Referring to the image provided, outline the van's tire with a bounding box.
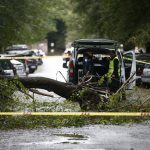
[29,69,35,74]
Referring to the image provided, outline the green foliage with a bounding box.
[108,93,121,110]
[67,0,150,48]
[1,0,150,50]
[0,0,66,50]
[0,79,29,111]
[0,79,18,111]
[0,115,147,129]
[0,79,149,129]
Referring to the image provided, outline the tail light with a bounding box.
[69,61,74,78]
[25,59,29,65]
[25,59,33,64]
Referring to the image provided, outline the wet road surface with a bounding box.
[0,124,150,150]
[28,57,67,102]
[29,57,67,82]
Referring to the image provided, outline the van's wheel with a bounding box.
[29,69,35,74]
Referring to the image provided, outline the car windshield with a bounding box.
[145,64,150,69]
[0,60,12,70]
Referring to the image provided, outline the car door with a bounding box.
[121,51,136,89]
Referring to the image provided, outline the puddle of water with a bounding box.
[53,133,86,139]
[53,133,88,144]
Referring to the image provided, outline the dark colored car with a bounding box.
[17,51,38,74]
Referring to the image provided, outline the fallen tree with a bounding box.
[0,76,109,110]
[17,76,76,99]
[0,73,136,111]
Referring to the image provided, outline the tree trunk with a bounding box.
[0,76,108,111]
[0,76,76,99]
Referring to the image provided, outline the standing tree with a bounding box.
[0,0,67,51]
[67,0,150,49]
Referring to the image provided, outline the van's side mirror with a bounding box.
[63,62,68,68]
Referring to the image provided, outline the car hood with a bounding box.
[10,59,23,65]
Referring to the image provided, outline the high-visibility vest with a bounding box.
[108,57,120,78]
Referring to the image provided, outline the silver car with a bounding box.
[10,60,28,77]
[0,59,16,76]
[141,64,150,84]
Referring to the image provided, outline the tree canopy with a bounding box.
[67,0,150,50]
[0,0,65,49]
[0,0,150,51]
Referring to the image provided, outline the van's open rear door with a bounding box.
[118,51,136,89]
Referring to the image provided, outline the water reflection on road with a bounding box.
[0,124,150,150]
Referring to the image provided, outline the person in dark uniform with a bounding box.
[83,52,94,75]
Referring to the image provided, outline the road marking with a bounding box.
[0,112,149,117]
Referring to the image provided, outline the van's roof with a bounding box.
[72,39,118,48]
[77,47,115,55]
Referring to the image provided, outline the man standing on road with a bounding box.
[107,52,120,93]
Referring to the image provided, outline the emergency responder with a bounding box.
[107,52,120,92]
[83,52,94,75]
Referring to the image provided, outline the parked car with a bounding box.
[0,58,17,76]
[124,53,150,85]
[4,53,38,74]
[32,49,45,56]
[63,39,136,90]
[32,49,44,65]
[1,54,29,76]
[17,51,38,74]
[141,64,150,86]
[6,44,29,55]
[5,45,38,73]
[6,44,29,51]
[10,59,28,77]
[5,45,39,74]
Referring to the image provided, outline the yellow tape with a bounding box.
[0,55,69,60]
[0,112,149,117]
[136,59,150,65]
[124,57,150,65]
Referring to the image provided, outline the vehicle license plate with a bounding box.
[31,66,36,69]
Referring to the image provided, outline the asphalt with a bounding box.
[0,123,150,150]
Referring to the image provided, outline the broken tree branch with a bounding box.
[0,76,76,99]
[29,89,54,97]
[114,72,136,95]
